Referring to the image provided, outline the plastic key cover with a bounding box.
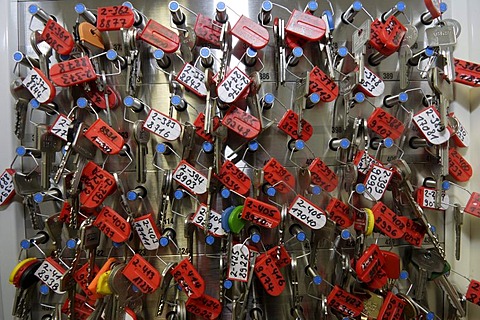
[327,285,364,317]
[285,9,326,41]
[217,67,252,104]
[369,19,398,56]
[381,250,401,279]
[363,164,394,201]
[123,253,161,294]
[466,279,480,305]
[78,22,104,50]
[454,58,480,87]
[194,14,222,48]
[34,257,66,294]
[84,118,125,155]
[80,162,117,209]
[254,254,286,296]
[277,110,313,141]
[230,15,270,49]
[326,198,353,228]
[403,218,426,247]
[186,294,222,320]
[50,56,97,87]
[241,197,281,229]
[171,258,205,298]
[97,271,112,295]
[228,244,250,282]
[74,263,100,300]
[464,192,480,218]
[134,214,162,250]
[413,106,450,145]
[93,206,131,243]
[173,160,208,195]
[288,195,327,230]
[308,157,338,192]
[222,106,261,140]
[87,257,117,295]
[84,84,118,110]
[263,158,295,194]
[448,112,470,147]
[378,291,406,320]
[367,108,405,139]
[217,160,251,195]
[379,16,407,52]
[371,201,406,239]
[176,63,208,97]
[366,268,388,290]
[358,67,385,97]
[192,204,225,237]
[194,113,220,142]
[96,6,134,31]
[23,67,56,103]
[449,148,473,182]
[139,19,180,53]
[309,66,339,102]
[355,244,385,283]
[143,109,182,141]
[416,186,449,210]
[41,19,74,55]
[0,169,16,206]
[9,258,38,287]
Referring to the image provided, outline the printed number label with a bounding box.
[417,186,449,210]
[176,63,207,97]
[97,6,134,31]
[353,150,380,175]
[138,19,180,53]
[186,294,222,320]
[217,67,251,103]
[50,114,71,141]
[0,169,15,206]
[277,110,313,141]
[263,158,295,194]
[93,206,131,243]
[242,197,281,229]
[34,257,65,294]
[134,214,161,250]
[413,107,450,145]
[144,109,182,141]
[364,165,393,201]
[171,258,205,298]
[288,195,327,230]
[50,56,97,87]
[123,254,161,294]
[358,67,385,97]
[222,106,261,140]
[367,108,405,140]
[217,160,251,195]
[228,244,250,282]
[192,204,225,237]
[173,160,208,195]
[23,68,55,103]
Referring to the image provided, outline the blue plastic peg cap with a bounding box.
[264,93,275,104]
[248,140,259,151]
[338,47,348,57]
[313,275,322,285]
[153,49,165,60]
[399,92,408,103]
[353,1,363,11]
[174,189,185,200]
[355,183,366,194]
[106,49,117,61]
[202,141,214,153]
[354,92,365,103]
[13,51,23,62]
[384,138,394,148]
[311,185,322,195]
[296,231,306,242]
[262,1,273,11]
[340,138,351,149]
[160,237,169,247]
[16,146,27,157]
[267,187,276,197]
[224,279,233,289]
[20,239,31,250]
[200,47,211,58]
[127,191,138,201]
[77,97,88,108]
[341,229,351,240]
[67,238,78,249]
[28,4,39,15]
[39,284,49,295]
[292,47,303,58]
[205,235,215,245]
[221,188,231,199]
[399,270,409,280]
[251,233,261,244]
[33,193,44,203]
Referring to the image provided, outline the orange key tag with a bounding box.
[449,148,473,182]
[254,254,286,296]
[230,15,269,49]
[228,243,250,282]
[186,294,222,320]
[326,197,353,228]
[34,257,66,294]
[134,214,162,250]
[175,63,208,97]
[173,160,208,195]
[23,67,56,103]
[171,258,205,298]
[308,157,338,192]
[242,197,281,229]
[327,285,364,317]
[277,110,313,141]
[123,253,161,294]
[355,244,385,283]
[424,0,444,19]
[263,158,295,194]
[93,206,131,243]
[413,106,450,145]
[288,195,327,230]
[84,118,124,155]
[222,106,261,140]
[194,14,222,48]
[192,204,225,237]
[73,263,100,300]
[367,108,405,139]
[138,19,180,53]
[285,9,326,41]
[416,186,449,210]
[0,169,16,206]
[80,162,117,209]
[78,22,104,50]
[41,19,74,55]
[217,160,251,195]
[217,67,252,104]
[87,257,117,295]
[97,6,134,31]
[371,201,406,239]
[50,56,97,87]
[309,66,338,102]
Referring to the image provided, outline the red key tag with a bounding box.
[143,109,182,141]
[371,202,406,239]
[454,58,480,87]
[363,164,393,201]
[222,106,261,140]
[358,67,385,97]
[194,14,222,48]
[285,9,326,41]
[50,114,71,141]
[353,150,380,175]
[84,118,125,155]
[50,56,97,87]
[34,257,66,294]
[186,294,222,320]
[288,195,327,230]
[133,214,161,250]
[93,206,131,243]
[84,84,118,110]
[97,6,134,31]
[413,106,451,145]
[448,112,470,147]
[192,204,225,237]
[123,253,161,294]
[327,285,364,317]
[230,15,269,49]
[308,157,338,192]
[379,16,406,52]
[309,66,338,102]
[0,169,16,206]
[416,186,449,210]
[378,291,406,320]
[369,19,397,56]
[381,251,401,279]
[80,162,117,209]
[171,258,205,298]
[277,110,314,141]
[403,218,426,247]
[173,160,208,195]
[125,308,137,320]
[465,192,480,218]
[228,243,250,282]
[449,148,473,182]
[176,63,207,97]
[355,244,385,283]
[194,113,220,142]
[326,198,353,228]
[263,158,296,194]
[138,19,180,53]
[217,67,252,104]
[424,0,443,19]
[367,108,405,139]
[242,197,281,229]
[41,19,74,55]
[22,67,56,103]
[61,294,93,320]
[73,263,100,300]
[466,279,480,305]
[266,245,292,268]
[254,254,286,296]
[217,160,251,195]
[367,268,388,290]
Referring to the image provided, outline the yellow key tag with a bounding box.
[97,270,113,295]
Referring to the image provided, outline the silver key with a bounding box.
[426,24,457,81]
[399,45,413,90]
[108,263,130,319]
[156,262,176,316]
[352,20,370,84]
[24,194,44,230]
[36,124,62,189]
[454,203,463,261]
[133,120,150,183]
[411,249,445,301]
[14,98,29,140]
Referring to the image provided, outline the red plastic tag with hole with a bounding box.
[41,19,74,55]
[242,197,281,229]
[0,169,15,206]
[80,162,117,209]
[424,0,443,18]
[61,293,93,320]
[369,19,397,56]
[285,9,326,41]
[378,291,406,320]
[35,257,66,294]
[448,112,470,147]
[192,204,225,237]
[123,253,161,294]
[228,243,250,282]
[372,202,406,239]
[176,63,208,97]
[379,16,406,52]
[327,285,364,317]
[263,158,296,194]
[309,66,338,102]
[50,56,97,87]
[22,67,56,103]
[356,244,385,283]
[254,254,286,296]
[217,67,252,104]
[381,251,401,279]
[416,186,449,210]
[454,58,480,87]
[363,164,393,201]
[230,15,269,49]
[413,106,451,145]
[367,268,389,290]
[97,6,134,31]
[266,245,292,268]
[465,192,480,218]
[84,84,118,110]
[326,198,353,227]
[288,195,327,230]
[285,32,308,49]
[353,150,380,175]
[194,14,222,48]
[403,218,426,247]
[308,157,338,192]
[367,108,405,139]
[277,110,313,141]
[194,113,220,142]
[186,294,222,320]
[144,109,182,141]
[173,160,208,195]
[134,214,161,250]
[125,308,137,320]
[84,118,124,155]
[449,148,473,182]
[139,19,180,53]
[222,106,261,140]
[217,160,251,195]
[171,258,205,298]
[93,206,131,243]
[50,114,71,141]
[358,67,386,97]
[74,263,100,300]
[466,279,480,305]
